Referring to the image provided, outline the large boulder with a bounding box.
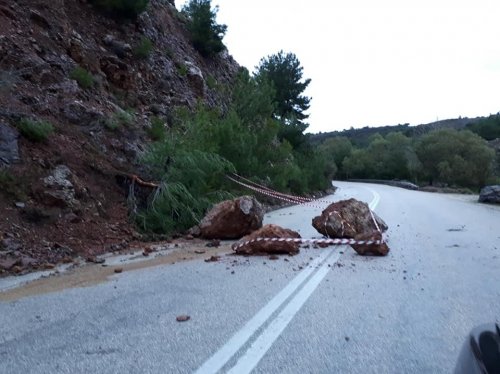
[351,230,389,256]
[39,165,80,208]
[198,196,264,239]
[479,185,500,204]
[312,198,389,256]
[233,224,301,255]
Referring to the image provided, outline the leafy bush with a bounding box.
[17,118,54,142]
[133,37,153,59]
[177,63,188,76]
[70,66,94,89]
[105,109,135,130]
[147,116,166,141]
[137,134,234,234]
[206,74,217,89]
[0,169,27,200]
[89,0,149,18]
[181,0,227,57]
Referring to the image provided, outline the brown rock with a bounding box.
[114,267,123,273]
[312,198,388,238]
[199,196,264,239]
[233,224,301,256]
[351,230,389,256]
[176,315,190,322]
[205,239,220,248]
[204,256,220,262]
[312,198,390,256]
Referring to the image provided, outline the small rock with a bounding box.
[86,256,105,264]
[0,257,21,270]
[14,202,25,209]
[206,239,220,248]
[204,256,220,262]
[114,268,123,274]
[176,315,190,322]
[194,250,206,254]
[269,255,279,260]
[185,234,194,240]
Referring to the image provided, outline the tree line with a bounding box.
[320,128,498,189]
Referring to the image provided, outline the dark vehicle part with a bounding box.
[454,322,500,373]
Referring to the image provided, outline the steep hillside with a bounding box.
[0,0,240,275]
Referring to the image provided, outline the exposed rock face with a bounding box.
[0,121,19,166]
[312,198,389,256]
[184,60,205,98]
[479,185,500,204]
[198,196,264,239]
[233,224,301,255]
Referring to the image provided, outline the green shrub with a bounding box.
[147,116,166,141]
[133,37,153,59]
[0,170,27,200]
[137,137,234,234]
[177,63,188,76]
[89,0,149,18]
[17,118,54,142]
[181,0,227,57]
[105,109,135,130]
[206,74,217,89]
[70,66,94,89]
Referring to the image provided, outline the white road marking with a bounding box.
[226,251,339,374]
[194,249,334,374]
[196,187,380,374]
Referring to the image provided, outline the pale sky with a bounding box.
[176,0,500,133]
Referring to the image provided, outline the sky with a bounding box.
[176,0,500,133]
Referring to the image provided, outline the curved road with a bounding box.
[1,181,499,373]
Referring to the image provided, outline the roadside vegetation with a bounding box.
[319,128,497,189]
[137,50,331,234]
[104,0,498,236]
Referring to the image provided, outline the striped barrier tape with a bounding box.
[231,236,382,251]
[227,173,386,247]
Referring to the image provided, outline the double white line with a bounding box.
[195,188,381,374]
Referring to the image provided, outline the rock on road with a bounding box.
[1,181,499,373]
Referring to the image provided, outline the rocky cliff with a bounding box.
[0,0,240,275]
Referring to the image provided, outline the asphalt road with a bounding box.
[1,181,499,373]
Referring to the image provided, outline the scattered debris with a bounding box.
[233,224,301,256]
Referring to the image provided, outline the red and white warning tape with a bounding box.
[227,173,386,249]
[227,175,326,210]
[231,236,381,251]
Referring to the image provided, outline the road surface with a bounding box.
[1,181,499,373]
